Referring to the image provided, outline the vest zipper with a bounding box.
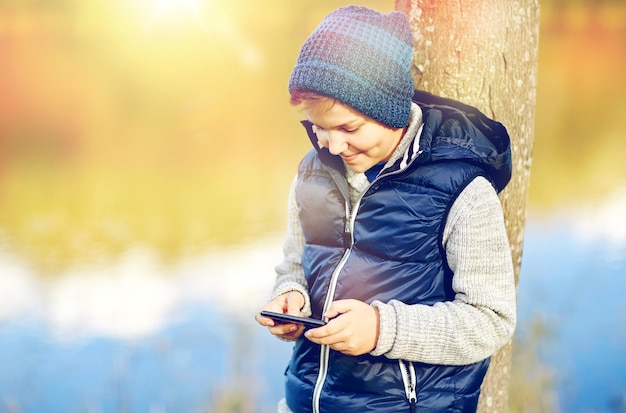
[312,200,356,413]
[399,360,417,412]
[311,343,330,413]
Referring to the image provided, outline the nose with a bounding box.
[327,132,349,155]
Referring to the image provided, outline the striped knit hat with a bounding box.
[288,6,414,129]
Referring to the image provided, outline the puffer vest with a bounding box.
[285,150,491,413]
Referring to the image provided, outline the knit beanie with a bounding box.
[288,6,414,129]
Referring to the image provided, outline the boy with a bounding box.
[256,5,516,413]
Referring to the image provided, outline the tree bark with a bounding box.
[395,0,540,411]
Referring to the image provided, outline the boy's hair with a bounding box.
[289,91,336,112]
[288,6,414,129]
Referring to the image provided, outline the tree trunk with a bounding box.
[395,0,540,412]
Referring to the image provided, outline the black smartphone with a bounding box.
[260,310,326,329]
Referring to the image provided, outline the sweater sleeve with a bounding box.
[371,176,517,365]
[271,175,312,317]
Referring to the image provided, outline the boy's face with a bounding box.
[304,100,405,173]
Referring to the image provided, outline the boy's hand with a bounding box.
[304,299,379,356]
[255,291,306,341]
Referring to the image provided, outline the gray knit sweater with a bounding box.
[272,103,516,370]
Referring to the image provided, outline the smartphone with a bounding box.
[260,310,326,329]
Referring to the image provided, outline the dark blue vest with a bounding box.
[285,91,511,413]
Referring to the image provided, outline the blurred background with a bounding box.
[0,0,624,412]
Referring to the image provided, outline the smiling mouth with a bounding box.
[341,153,360,162]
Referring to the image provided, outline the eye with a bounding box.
[342,126,360,133]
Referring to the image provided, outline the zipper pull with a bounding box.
[408,360,417,412]
[408,383,417,413]
[399,360,418,412]
[343,228,352,248]
[343,203,353,248]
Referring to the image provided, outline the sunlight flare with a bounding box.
[141,0,208,31]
